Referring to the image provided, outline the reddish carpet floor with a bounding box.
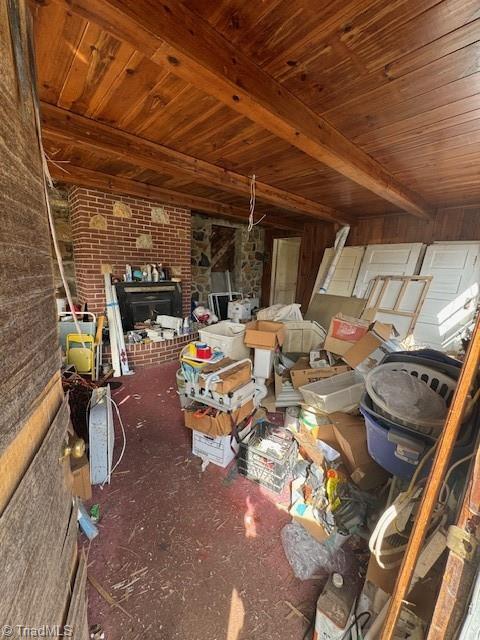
[85,361,318,640]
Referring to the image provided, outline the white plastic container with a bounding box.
[199,321,250,360]
[253,347,274,378]
[282,321,327,353]
[299,370,365,413]
[192,431,239,468]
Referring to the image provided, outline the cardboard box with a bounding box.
[199,358,252,394]
[324,314,370,355]
[293,430,326,467]
[244,320,286,351]
[341,323,398,374]
[290,356,349,388]
[296,412,387,490]
[329,412,388,491]
[70,455,92,501]
[290,500,330,543]
[366,553,403,595]
[184,399,254,437]
[366,554,437,623]
[192,431,239,468]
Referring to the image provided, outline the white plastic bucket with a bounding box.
[284,406,300,431]
[176,369,189,408]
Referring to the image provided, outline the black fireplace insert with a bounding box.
[115,281,182,330]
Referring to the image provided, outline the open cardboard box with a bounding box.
[199,358,252,394]
[244,320,286,351]
[324,313,396,359]
[324,313,371,356]
[294,412,388,491]
[341,322,399,374]
[328,412,389,491]
[366,553,443,624]
[184,399,254,437]
[290,356,350,388]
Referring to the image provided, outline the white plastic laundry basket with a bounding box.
[365,362,457,434]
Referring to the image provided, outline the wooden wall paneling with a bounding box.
[65,552,90,640]
[301,208,480,309]
[0,397,74,625]
[0,371,63,514]
[1,2,87,633]
[295,222,337,311]
[41,502,79,627]
[426,431,480,640]
[0,0,60,455]
[348,208,480,247]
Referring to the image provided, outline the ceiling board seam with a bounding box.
[56,21,90,107]
[321,45,480,118]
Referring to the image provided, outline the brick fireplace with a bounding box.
[67,186,194,368]
[68,186,192,318]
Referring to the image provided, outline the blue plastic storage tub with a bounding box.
[361,393,477,480]
[360,349,477,479]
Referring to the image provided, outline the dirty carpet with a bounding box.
[85,361,319,640]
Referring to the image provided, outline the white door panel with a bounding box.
[415,242,480,350]
[353,243,425,298]
[313,246,365,298]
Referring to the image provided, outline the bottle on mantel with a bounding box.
[158,263,166,280]
[152,264,159,282]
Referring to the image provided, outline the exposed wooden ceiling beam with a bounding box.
[43,0,434,220]
[47,162,301,231]
[41,102,350,225]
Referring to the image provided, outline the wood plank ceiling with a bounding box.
[33,0,480,229]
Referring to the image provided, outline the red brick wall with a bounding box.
[103,333,198,369]
[68,186,192,316]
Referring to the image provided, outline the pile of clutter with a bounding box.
[177,301,478,639]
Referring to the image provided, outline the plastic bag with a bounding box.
[257,303,303,322]
[281,521,349,580]
[370,370,447,422]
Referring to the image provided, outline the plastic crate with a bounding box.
[237,459,290,493]
[299,370,365,413]
[237,423,297,493]
[198,321,250,360]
